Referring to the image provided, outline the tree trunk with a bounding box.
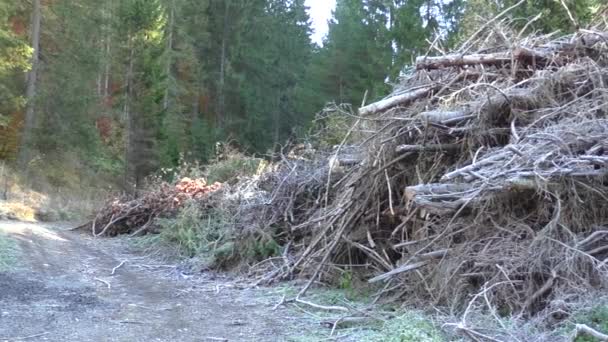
[163,0,175,112]
[124,40,136,192]
[273,92,281,150]
[217,0,230,130]
[103,0,113,98]
[18,0,42,169]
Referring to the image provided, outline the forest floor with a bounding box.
[0,220,335,342]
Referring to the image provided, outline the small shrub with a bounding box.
[574,305,608,342]
[155,202,234,263]
[239,232,280,262]
[206,156,265,184]
[363,313,446,342]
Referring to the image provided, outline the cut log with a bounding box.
[419,110,469,124]
[416,52,513,70]
[405,183,476,202]
[358,86,435,116]
[416,30,608,71]
[442,152,510,181]
[368,261,429,283]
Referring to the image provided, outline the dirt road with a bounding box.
[0,221,320,342]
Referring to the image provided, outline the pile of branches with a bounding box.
[83,178,223,237]
[261,24,608,319]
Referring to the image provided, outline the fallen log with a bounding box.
[416,30,608,70]
[416,51,513,70]
[419,87,538,127]
[358,85,436,116]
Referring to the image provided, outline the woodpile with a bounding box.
[259,24,608,320]
[81,178,222,237]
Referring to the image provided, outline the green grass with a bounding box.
[131,202,242,269]
[269,283,446,342]
[573,305,608,342]
[0,232,19,271]
[360,313,446,342]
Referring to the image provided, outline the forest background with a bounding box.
[0,0,602,192]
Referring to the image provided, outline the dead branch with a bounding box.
[571,324,608,341]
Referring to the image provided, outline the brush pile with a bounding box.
[86,178,222,237]
[256,25,608,317]
[84,20,608,322]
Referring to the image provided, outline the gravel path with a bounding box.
[0,221,320,342]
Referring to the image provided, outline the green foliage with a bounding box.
[362,313,446,342]
[206,155,265,184]
[155,202,233,260]
[235,229,281,263]
[573,305,608,342]
[458,0,601,39]
[310,106,357,148]
[4,0,604,193]
[0,2,31,131]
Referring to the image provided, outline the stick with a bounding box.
[0,332,50,341]
[571,324,608,341]
[111,260,127,275]
[295,298,349,312]
[94,277,111,289]
[458,0,525,54]
[521,270,556,314]
[368,261,429,283]
[395,144,460,154]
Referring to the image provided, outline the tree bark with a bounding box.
[217,0,230,130]
[358,86,435,116]
[103,0,113,98]
[163,0,175,112]
[124,39,136,192]
[18,0,42,169]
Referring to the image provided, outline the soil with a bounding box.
[0,221,323,342]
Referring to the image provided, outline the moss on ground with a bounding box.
[573,305,608,342]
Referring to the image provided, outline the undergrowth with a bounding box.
[206,155,266,184]
[573,305,608,342]
[361,313,446,342]
[152,202,235,265]
[272,283,447,342]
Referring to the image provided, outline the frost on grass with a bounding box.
[0,232,19,271]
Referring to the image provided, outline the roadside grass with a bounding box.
[570,302,608,342]
[131,202,238,268]
[266,283,448,342]
[0,232,19,271]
